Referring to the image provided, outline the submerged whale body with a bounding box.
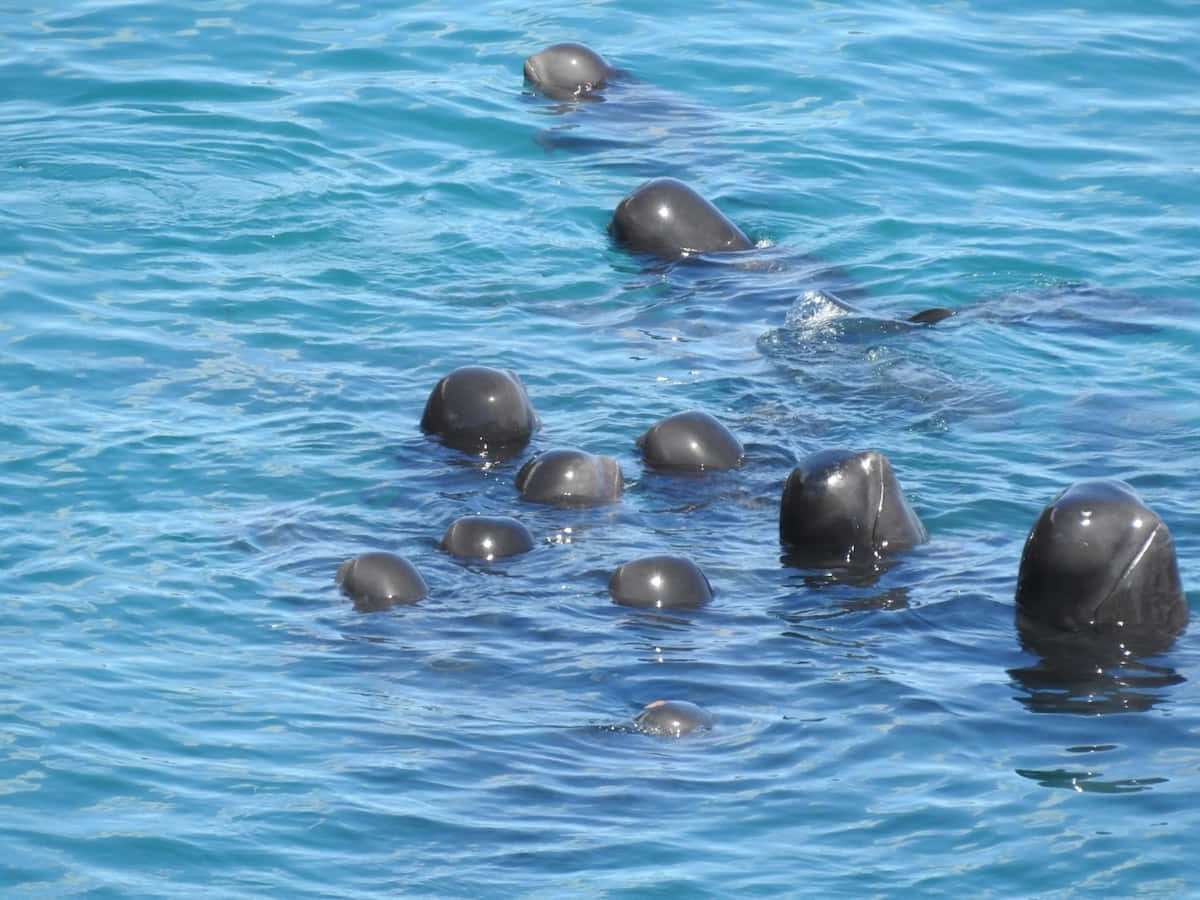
[637,410,744,473]
[336,552,427,612]
[515,447,624,507]
[609,177,753,260]
[609,555,713,609]
[420,366,540,458]
[523,42,618,101]
[1015,480,1187,655]
[634,699,713,737]
[440,515,534,561]
[779,449,927,567]
[609,183,954,325]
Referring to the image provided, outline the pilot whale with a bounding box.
[336,552,427,612]
[515,448,624,507]
[1015,479,1187,655]
[779,448,928,567]
[637,410,744,473]
[609,555,714,609]
[634,700,713,737]
[609,177,753,260]
[440,515,534,561]
[608,179,955,325]
[420,365,540,458]
[523,42,622,101]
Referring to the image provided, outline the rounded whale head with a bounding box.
[609,177,753,260]
[779,449,928,567]
[515,447,623,508]
[634,699,713,737]
[609,554,713,609]
[523,42,614,100]
[637,410,744,473]
[336,552,427,612]
[440,515,534,561]
[420,366,540,458]
[1015,480,1186,651]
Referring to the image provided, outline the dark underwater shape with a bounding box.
[440,515,534,561]
[779,449,927,567]
[636,409,744,473]
[420,365,540,458]
[523,42,617,101]
[609,554,713,609]
[906,306,956,325]
[1014,479,1186,655]
[515,447,623,507]
[609,177,753,260]
[634,699,713,737]
[336,552,427,612]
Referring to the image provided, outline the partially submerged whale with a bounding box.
[420,365,540,458]
[609,177,753,260]
[780,449,928,567]
[515,447,624,507]
[609,180,955,326]
[1015,480,1187,656]
[634,699,713,737]
[440,515,534,561]
[609,555,713,609]
[637,410,744,473]
[523,42,620,101]
[336,552,427,612]
[522,41,730,161]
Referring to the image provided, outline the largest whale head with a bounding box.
[1015,479,1187,655]
[609,177,753,261]
[524,42,616,101]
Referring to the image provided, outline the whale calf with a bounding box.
[523,42,618,101]
[634,699,713,737]
[779,449,927,566]
[440,515,534,561]
[637,410,743,472]
[515,447,624,507]
[609,555,713,609]
[1015,479,1187,654]
[336,552,427,612]
[420,365,540,457]
[609,177,753,260]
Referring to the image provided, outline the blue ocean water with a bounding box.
[2,0,1199,895]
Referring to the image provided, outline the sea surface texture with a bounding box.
[3,0,1199,896]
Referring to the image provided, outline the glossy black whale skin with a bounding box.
[609,177,753,260]
[1015,479,1186,651]
[779,448,927,567]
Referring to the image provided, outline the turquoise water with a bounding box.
[3,0,1199,895]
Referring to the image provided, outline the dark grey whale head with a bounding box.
[420,365,540,458]
[523,42,615,100]
[609,554,713,609]
[636,410,744,473]
[634,699,713,737]
[515,447,623,508]
[779,448,927,567]
[609,177,753,261]
[1015,479,1187,654]
[439,515,534,561]
[336,552,427,612]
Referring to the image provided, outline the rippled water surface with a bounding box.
[3,0,1200,895]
